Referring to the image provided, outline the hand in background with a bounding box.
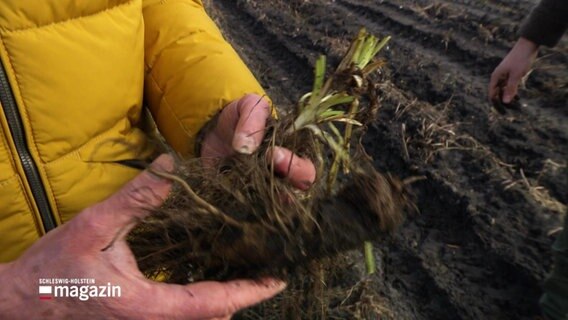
[489,37,539,104]
[200,94,316,190]
[0,155,285,320]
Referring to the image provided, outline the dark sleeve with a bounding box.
[518,0,568,47]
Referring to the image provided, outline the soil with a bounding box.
[203,0,568,319]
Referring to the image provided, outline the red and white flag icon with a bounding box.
[39,286,52,300]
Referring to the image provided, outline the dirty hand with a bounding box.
[200,93,316,190]
[488,37,539,104]
[0,155,285,320]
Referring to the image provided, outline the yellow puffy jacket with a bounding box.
[0,0,266,262]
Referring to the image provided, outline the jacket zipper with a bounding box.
[0,59,56,233]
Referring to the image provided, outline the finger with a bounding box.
[232,94,271,154]
[150,278,286,319]
[488,70,502,102]
[503,74,520,104]
[270,147,316,190]
[73,154,174,248]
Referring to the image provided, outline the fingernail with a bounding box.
[298,180,312,190]
[273,148,286,165]
[258,278,287,290]
[148,155,175,181]
[503,95,512,104]
[276,281,287,290]
[153,154,175,170]
[234,133,257,155]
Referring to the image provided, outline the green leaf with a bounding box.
[350,31,391,70]
[338,28,365,71]
[317,93,354,114]
[319,109,345,118]
[351,29,367,66]
[331,118,363,126]
[371,35,391,58]
[309,55,327,106]
[314,55,326,93]
[357,35,379,69]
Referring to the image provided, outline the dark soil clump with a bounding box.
[129,30,413,287]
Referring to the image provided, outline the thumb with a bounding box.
[502,74,520,104]
[74,154,174,249]
[232,94,271,154]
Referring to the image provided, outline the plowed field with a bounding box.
[205,1,567,318]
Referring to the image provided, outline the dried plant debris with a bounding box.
[236,257,394,320]
[129,29,414,284]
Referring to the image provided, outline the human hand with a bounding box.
[0,155,286,320]
[200,94,316,190]
[489,37,539,104]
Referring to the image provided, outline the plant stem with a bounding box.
[326,153,340,194]
[341,99,360,174]
[364,241,376,274]
[326,99,359,192]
